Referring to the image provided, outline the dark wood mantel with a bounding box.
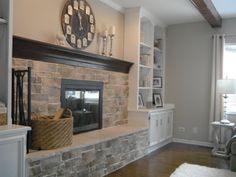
[13,36,133,73]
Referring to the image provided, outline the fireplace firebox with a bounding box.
[61,79,103,134]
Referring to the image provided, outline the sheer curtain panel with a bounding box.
[209,34,225,141]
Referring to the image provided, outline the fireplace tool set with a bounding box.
[12,67,32,152]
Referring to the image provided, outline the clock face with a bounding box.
[61,0,96,49]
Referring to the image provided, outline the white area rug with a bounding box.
[170,163,236,177]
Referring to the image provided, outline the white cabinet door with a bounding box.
[166,111,173,139]
[0,125,30,177]
[161,111,174,140]
[156,116,162,143]
[149,109,174,146]
[162,113,169,142]
[0,137,25,177]
[149,112,163,146]
[149,112,161,145]
[149,114,159,146]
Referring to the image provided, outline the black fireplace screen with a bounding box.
[61,79,103,134]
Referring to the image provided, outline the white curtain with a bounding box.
[209,34,225,141]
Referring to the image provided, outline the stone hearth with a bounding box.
[26,125,148,177]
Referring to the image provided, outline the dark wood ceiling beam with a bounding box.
[190,0,222,28]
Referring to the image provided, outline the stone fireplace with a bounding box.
[13,37,149,177]
[12,37,132,129]
[61,79,103,134]
[12,58,129,128]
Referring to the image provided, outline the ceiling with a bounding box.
[212,0,236,19]
[103,0,236,27]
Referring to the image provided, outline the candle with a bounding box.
[110,26,116,35]
[103,30,108,37]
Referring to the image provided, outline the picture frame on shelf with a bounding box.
[154,39,162,49]
[153,93,163,107]
[138,93,144,108]
[153,77,162,88]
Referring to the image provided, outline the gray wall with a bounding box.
[166,18,236,142]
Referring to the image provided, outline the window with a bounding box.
[223,44,236,113]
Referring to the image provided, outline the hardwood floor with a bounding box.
[106,143,230,177]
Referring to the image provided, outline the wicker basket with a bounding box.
[31,109,73,150]
[0,113,7,125]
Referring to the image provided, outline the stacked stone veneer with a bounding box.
[13,58,129,128]
[26,129,148,177]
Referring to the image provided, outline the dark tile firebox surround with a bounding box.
[61,79,104,134]
[12,37,148,177]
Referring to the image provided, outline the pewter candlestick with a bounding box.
[101,30,108,56]
[109,34,114,57]
[102,36,107,56]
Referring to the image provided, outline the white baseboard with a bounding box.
[148,138,213,154]
[148,138,172,153]
[173,138,213,148]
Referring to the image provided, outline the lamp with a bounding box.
[217,79,236,124]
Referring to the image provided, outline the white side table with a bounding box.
[211,121,235,157]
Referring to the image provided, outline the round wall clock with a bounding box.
[61,0,96,49]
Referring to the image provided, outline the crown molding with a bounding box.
[99,1,166,27]
[99,0,125,13]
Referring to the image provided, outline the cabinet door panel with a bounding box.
[160,112,167,142]
[0,137,24,177]
[149,115,158,145]
[161,111,174,141]
[166,111,173,138]
[157,116,162,142]
[149,113,162,145]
